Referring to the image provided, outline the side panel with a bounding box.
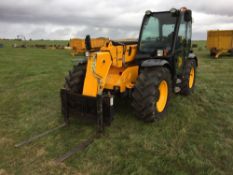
[105,66,139,92]
[119,66,139,91]
[100,42,137,67]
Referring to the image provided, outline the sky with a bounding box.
[0,0,233,40]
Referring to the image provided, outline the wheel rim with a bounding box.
[156,80,168,113]
[189,67,195,88]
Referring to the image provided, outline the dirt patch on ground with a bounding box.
[0,169,12,175]
[0,138,14,146]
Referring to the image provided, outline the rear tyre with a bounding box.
[180,59,196,95]
[132,67,172,122]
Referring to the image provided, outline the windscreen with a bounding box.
[139,12,177,54]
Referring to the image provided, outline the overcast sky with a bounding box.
[0,0,233,40]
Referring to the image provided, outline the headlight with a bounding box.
[157,49,163,57]
[145,10,152,15]
[85,51,90,57]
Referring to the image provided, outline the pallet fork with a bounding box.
[14,88,112,163]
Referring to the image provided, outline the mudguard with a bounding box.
[188,53,198,67]
[141,59,169,67]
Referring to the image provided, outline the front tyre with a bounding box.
[62,63,86,115]
[64,63,86,93]
[131,67,172,122]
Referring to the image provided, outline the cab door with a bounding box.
[174,13,192,75]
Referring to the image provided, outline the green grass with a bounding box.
[0,40,233,175]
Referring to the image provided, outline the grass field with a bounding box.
[0,40,233,175]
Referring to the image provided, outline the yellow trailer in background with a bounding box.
[69,37,109,56]
[207,30,233,58]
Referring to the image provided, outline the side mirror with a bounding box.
[184,10,192,22]
[85,35,92,51]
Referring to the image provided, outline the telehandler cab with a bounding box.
[61,7,197,128]
[15,7,198,163]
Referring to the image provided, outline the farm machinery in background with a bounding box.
[207,30,233,58]
[69,37,110,56]
[16,7,198,162]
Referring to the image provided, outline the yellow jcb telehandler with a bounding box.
[61,7,198,129]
